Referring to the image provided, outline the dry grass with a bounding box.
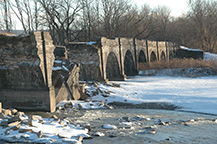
[0,32,17,36]
[138,58,217,72]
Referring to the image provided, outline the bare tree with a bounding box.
[0,0,12,32]
[151,6,171,41]
[187,0,217,52]
[38,0,82,44]
[100,0,131,38]
[127,4,155,39]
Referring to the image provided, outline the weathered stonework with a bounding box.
[59,36,203,83]
[0,32,56,112]
[53,62,80,103]
[67,37,178,81]
[67,42,103,81]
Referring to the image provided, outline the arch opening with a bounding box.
[161,51,166,61]
[138,50,147,63]
[150,51,157,62]
[106,52,121,80]
[138,50,147,70]
[124,50,138,76]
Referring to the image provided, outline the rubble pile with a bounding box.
[56,81,116,111]
[0,108,89,143]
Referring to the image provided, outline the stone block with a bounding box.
[31,115,41,120]
[8,121,20,127]
[10,124,21,131]
[38,131,43,138]
[3,109,12,116]
[19,128,33,133]
[16,112,25,116]
[50,115,59,121]
[79,91,88,100]
[79,83,86,93]
[10,108,18,115]
[0,113,6,119]
[8,116,22,123]
[1,120,8,126]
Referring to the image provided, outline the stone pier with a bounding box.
[0,32,55,112]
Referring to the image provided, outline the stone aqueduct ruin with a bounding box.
[0,32,203,112]
[67,37,180,81]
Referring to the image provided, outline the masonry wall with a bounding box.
[67,43,103,81]
[53,62,80,103]
[101,37,125,81]
[0,32,56,112]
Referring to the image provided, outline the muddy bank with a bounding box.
[108,102,180,110]
[65,109,217,144]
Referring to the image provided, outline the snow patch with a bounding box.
[86,41,96,45]
[57,100,107,110]
[204,52,217,61]
[0,115,88,143]
[86,75,217,115]
[102,124,117,129]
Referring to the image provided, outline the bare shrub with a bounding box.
[138,58,217,72]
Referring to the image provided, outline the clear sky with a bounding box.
[133,0,189,17]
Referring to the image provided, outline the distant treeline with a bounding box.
[0,0,217,53]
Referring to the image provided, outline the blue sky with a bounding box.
[133,0,189,17]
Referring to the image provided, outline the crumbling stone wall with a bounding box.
[65,37,202,82]
[0,32,56,112]
[67,43,103,81]
[52,61,80,103]
[0,34,44,89]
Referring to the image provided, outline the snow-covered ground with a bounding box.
[204,52,217,60]
[87,75,217,115]
[81,51,217,115]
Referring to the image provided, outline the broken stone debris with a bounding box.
[0,108,88,143]
[2,109,12,116]
[94,132,105,137]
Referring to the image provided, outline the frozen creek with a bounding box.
[60,109,217,144]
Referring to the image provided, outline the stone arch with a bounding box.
[124,50,137,76]
[138,50,147,63]
[150,51,157,62]
[161,51,166,61]
[138,50,147,70]
[106,52,121,80]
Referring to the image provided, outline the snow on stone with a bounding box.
[94,132,105,137]
[62,65,69,71]
[57,100,106,110]
[52,66,69,71]
[54,60,62,63]
[0,115,88,143]
[120,122,134,126]
[86,41,96,45]
[180,46,203,52]
[52,66,62,71]
[102,124,117,129]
